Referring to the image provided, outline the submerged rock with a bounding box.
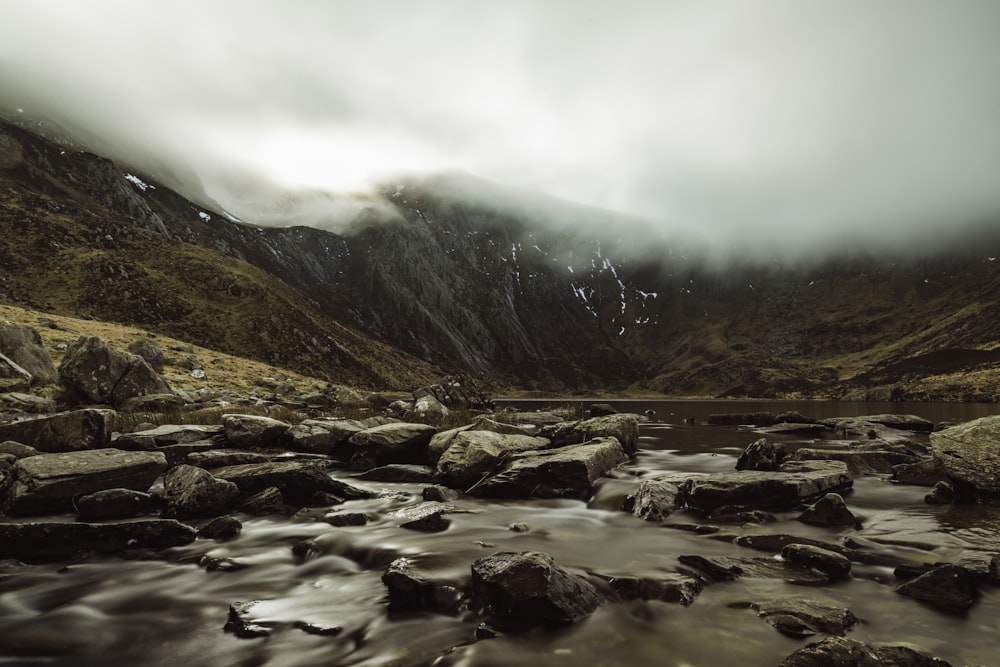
[781,544,852,580]
[797,493,861,528]
[605,573,703,606]
[382,557,465,614]
[75,488,159,521]
[163,464,241,519]
[682,460,853,513]
[58,336,172,407]
[678,554,831,585]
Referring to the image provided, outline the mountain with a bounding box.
[2,118,1000,400]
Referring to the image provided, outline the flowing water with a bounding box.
[2,400,1000,666]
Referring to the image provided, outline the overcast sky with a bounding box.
[1,0,999,255]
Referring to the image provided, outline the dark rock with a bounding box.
[323,511,368,527]
[775,412,819,425]
[0,519,196,562]
[115,424,225,450]
[0,409,114,452]
[163,464,241,519]
[198,516,242,540]
[347,422,437,465]
[0,391,56,413]
[126,339,166,369]
[798,493,861,528]
[538,413,639,455]
[221,414,292,449]
[925,481,955,504]
[622,477,683,521]
[895,563,979,613]
[930,416,1000,500]
[0,322,58,386]
[3,448,166,516]
[471,551,604,628]
[781,544,852,580]
[223,600,273,638]
[707,506,775,524]
[0,352,32,391]
[682,460,853,513]
[860,414,935,433]
[707,412,777,426]
[469,437,628,499]
[382,557,465,614]
[736,438,786,471]
[186,450,273,469]
[213,460,338,505]
[734,534,904,567]
[605,573,703,605]
[892,459,949,486]
[58,336,172,407]
[422,485,460,502]
[358,464,438,483]
[118,393,186,413]
[750,598,859,637]
[677,555,830,585]
[76,488,158,520]
[588,403,617,417]
[394,502,455,532]
[436,431,551,490]
[239,486,287,515]
[780,637,952,666]
[791,448,918,475]
[0,440,39,458]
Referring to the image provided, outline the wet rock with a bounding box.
[213,460,340,505]
[735,438,786,471]
[750,598,859,637]
[756,423,829,436]
[930,416,1000,501]
[58,336,172,407]
[3,448,166,516]
[781,637,952,666]
[734,534,904,567]
[382,557,465,614]
[427,417,532,465]
[682,460,853,513]
[163,464,241,519]
[76,488,158,521]
[0,409,114,453]
[185,450,273,469]
[892,459,949,486]
[239,486,286,515]
[0,322,58,386]
[223,600,273,638]
[471,551,604,628]
[895,563,980,613]
[221,414,292,449]
[0,519,196,562]
[707,506,774,524]
[622,477,684,521]
[469,437,628,499]
[358,464,438,483]
[605,573,703,605]
[538,413,639,455]
[198,516,242,540]
[323,511,368,527]
[347,422,437,466]
[924,481,954,504]
[394,502,455,532]
[781,544,852,580]
[588,403,617,417]
[0,352,32,391]
[0,391,56,413]
[0,441,39,458]
[797,493,860,528]
[791,448,919,475]
[707,412,777,426]
[677,555,830,585]
[436,431,551,490]
[422,485,460,502]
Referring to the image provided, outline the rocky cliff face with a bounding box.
[3,118,1000,398]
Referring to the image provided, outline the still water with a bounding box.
[2,400,999,666]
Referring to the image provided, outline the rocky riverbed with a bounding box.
[2,326,1000,665]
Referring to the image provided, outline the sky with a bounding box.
[1,0,999,257]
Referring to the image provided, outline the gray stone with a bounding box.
[751,598,859,637]
[394,502,455,532]
[469,437,628,499]
[58,336,172,407]
[589,403,617,417]
[707,412,777,426]
[118,393,186,413]
[622,477,684,521]
[780,637,952,667]
[860,414,935,433]
[797,493,861,528]
[347,422,437,465]
[3,448,166,516]
[677,555,830,585]
[0,519,196,562]
[736,438,786,471]
[186,450,273,469]
[0,353,32,391]
[930,416,1000,499]
[412,389,449,423]
[781,544,852,580]
[382,557,464,613]
[895,564,979,613]
[682,460,853,513]
[213,460,338,505]
[222,414,292,448]
[605,573,703,605]
[163,464,241,519]
[0,409,114,452]
[115,424,225,450]
[358,464,437,483]
[427,417,531,465]
[436,431,551,490]
[892,459,949,486]
[0,441,39,458]
[791,448,918,475]
[538,413,639,455]
[76,488,158,520]
[239,486,286,515]
[198,516,242,540]
[0,322,58,386]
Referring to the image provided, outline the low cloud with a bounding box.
[2,0,999,259]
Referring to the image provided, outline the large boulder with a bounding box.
[222,414,292,449]
[930,416,1000,500]
[347,422,437,466]
[682,461,853,513]
[0,519,196,562]
[0,409,115,452]
[58,336,172,407]
[780,637,952,667]
[0,353,32,392]
[436,431,551,490]
[115,424,225,450]
[797,493,860,528]
[468,437,628,499]
[2,448,166,516]
[0,322,58,386]
[163,464,241,519]
[428,417,531,465]
[622,477,684,521]
[538,413,639,455]
[213,460,352,505]
[471,551,604,628]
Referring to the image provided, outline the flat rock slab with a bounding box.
[750,598,859,637]
[347,423,437,465]
[0,519,196,562]
[213,460,337,505]
[115,424,225,450]
[931,415,1000,498]
[538,414,639,455]
[678,555,830,585]
[790,448,918,475]
[0,409,115,453]
[682,460,852,513]
[3,448,167,516]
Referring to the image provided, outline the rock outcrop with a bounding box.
[58,336,172,407]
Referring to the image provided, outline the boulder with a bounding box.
[428,417,532,465]
[735,438,786,471]
[780,637,952,667]
[0,391,56,413]
[860,414,935,433]
[605,573,703,605]
[682,461,853,513]
[471,551,604,628]
[288,420,342,455]
[357,464,438,483]
[622,477,684,521]
[0,440,39,458]
[115,424,225,450]
[0,352,32,391]
[436,431,551,491]
[126,339,166,370]
[588,403,617,417]
[677,555,830,585]
[930,416,1000,500]
[163,464,241,519]
[469,437,628,499]
[58,336,172,407]
[895,563,979,613]
[382,557,465,614]
[0,519,196,562]
[751,598,859,637]
[0,322,58,386]
[347,422,437,466]
[412,389,449,423]
[394,502,456,532]
[212,460,342,505]
[797,493,861,528]
[197,516,243,541]
[75,488,158,521]
[0,409,114,452]
[323,511,368,527]
[3,448,166,516]
[222,414,292,449]
[781,544,852,580]
[538,413,639,455]
[892,459,949,486]
[239,486,287,515]
[790,448,918,475]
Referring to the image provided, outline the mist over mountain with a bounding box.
[2,1,1000,261]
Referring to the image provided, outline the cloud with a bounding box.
[1,0,999,257]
